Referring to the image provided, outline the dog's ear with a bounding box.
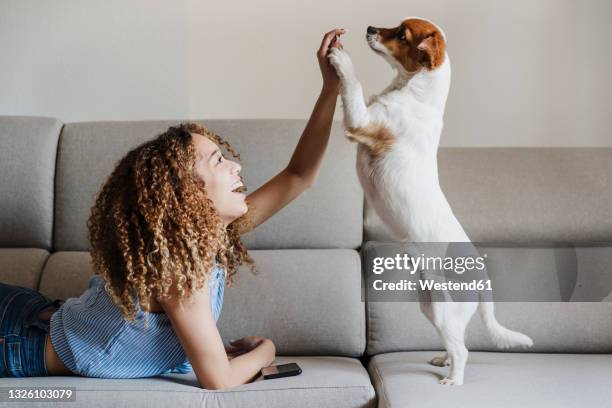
[416,32,445,70]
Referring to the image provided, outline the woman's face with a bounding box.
[191,133,247,226]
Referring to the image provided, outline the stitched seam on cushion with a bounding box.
[36,252,53,292]
[366,286,371,355]
[71,385,375,395]
[361,301,366,355]
[367,280,377,356]
[372,361,390,408]
[359,249,367,356]
[361,246,372,356]
[51,122,64,252]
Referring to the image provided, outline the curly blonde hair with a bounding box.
[86,122,255,327]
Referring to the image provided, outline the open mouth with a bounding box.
[231,181,246,194]
[366,37,385,55]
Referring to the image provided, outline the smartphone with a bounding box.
[261,363,302,380]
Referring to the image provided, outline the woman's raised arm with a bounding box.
[237,29,346,234]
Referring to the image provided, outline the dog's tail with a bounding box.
[479,301,534,349]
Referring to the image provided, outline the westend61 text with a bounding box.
[372,279,493,291]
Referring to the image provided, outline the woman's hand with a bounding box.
[317,28,347,94]
[226,336,273,361]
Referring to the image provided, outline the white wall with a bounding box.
[1,0,610,146]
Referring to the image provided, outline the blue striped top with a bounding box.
[49,265,226,378]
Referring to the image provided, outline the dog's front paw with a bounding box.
[327,48,356,82]
[439,377,463,385]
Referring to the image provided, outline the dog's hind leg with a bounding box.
[420,291,451,367]
[438,322,468,385]
[432,302,477,385]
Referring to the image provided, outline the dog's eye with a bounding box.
[397,32,406,41]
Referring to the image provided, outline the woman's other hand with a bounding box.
[317,28,347,94]
[226,336,275,362]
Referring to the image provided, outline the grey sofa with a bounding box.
[1,115,610,408]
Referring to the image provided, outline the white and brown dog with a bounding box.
[328,17,533,385]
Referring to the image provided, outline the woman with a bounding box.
[0,28,346,388]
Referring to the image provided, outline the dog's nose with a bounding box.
[367,26,378,35]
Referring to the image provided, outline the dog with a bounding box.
[327,17,534,385]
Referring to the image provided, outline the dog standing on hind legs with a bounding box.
[327,17,534,385]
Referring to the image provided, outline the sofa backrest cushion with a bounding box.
[53,119,362,251]
[0,116,62,249]
[365,148,612,243]
[217,249,366,356]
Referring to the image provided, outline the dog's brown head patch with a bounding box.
[368,18,446,72]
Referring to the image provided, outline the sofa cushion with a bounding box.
[53,119,362,251]
[367,351,612,408]
[0,116,62,249]
[38,251,95,300]
[365,148,612,243]
[365,243,612,354]
[39,249,366,357]
[0,248,49,289]
[0,356,375,408]
[570,246,612,302]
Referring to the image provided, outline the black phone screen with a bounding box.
[261,363,302,380]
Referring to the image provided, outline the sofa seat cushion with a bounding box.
[368,351,612,408]
[1,356,375,408]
